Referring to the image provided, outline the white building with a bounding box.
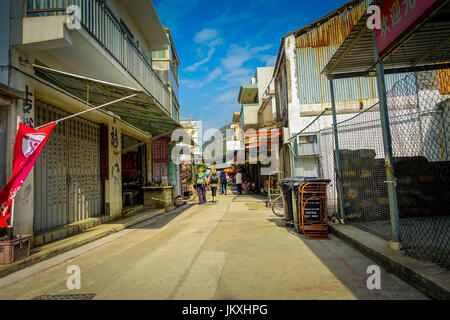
[0,0,181,244]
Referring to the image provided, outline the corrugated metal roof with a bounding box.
[296,46,410,105]
[295,0,367,48]
[323,0,450,75]
[297,46,375,104]
[273,0,370,78]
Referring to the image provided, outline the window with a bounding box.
[152,50,167,59]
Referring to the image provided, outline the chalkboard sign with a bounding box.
[303,196,321,223]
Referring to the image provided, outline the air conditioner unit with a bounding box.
[293,133,320,157]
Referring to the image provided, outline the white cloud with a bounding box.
[221,44,252,70]
[206,67,222,82]
[182,67,223,89]
[208,38,224,48]
[194,28,218,43]
[185,29,224,72]
[220,44,273,71]
[181,79,202,89]
[217,44,273,89]
[184,48,216,72]
[215,90,237,103]
[259,54,277,67]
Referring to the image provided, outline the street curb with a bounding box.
[329,223,450,300]
[0,204,192,279]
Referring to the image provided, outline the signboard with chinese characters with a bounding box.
[376,0,441,55]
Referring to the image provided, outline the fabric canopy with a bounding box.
[33,65,181,136]
[245,129,282,147]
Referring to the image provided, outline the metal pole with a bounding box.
[329,78,345,221]
[35,94,138,129]
[372,33,401,245]
[8,199,15,240]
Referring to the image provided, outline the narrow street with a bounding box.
[0,192,427,300]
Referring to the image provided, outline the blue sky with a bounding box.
[153,0,347,138]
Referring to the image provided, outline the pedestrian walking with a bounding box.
[208,165,219,203]
[236,170,243,195]
[194,166,207,205]
[219,170,227,195]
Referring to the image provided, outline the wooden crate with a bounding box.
[0,235,32,264]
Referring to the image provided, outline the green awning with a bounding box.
[33,64,180,136]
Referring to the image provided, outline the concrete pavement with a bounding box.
[0,192,428,300]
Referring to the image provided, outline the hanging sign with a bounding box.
[376,0,441,54]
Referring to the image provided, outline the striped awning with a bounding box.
[244,129,282,147]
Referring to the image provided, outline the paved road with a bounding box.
[0,193,428,300]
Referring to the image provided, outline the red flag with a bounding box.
[0,123,56,228]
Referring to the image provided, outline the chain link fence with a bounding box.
[387,69,450,269]
[287,66,449,269]
[329,69,450,269]
[333,103,393,240]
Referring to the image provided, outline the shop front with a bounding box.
[20,65,181,238]
[121,134,147,207]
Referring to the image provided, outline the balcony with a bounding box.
[238,84,258,104]
[24,0,171,115]
[239,103,259,130]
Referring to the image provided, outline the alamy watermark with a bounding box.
[366,265,381,290]
[66,265,81,290]
[171,122,280,175]
[66,5,81,30]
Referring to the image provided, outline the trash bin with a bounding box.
[278,179,294,227]
[279,177,315,228]
[292,178,331,239]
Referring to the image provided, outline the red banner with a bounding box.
[376,0,441,54]
[0,123,56,228]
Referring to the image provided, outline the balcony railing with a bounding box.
[26,0,171,115]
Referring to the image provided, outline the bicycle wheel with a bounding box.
[272,195,284,217]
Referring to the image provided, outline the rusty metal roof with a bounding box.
[323,0,450,76]
[273,0,368,77]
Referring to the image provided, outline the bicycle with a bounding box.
[242,180,257,194]
[271,194,284,217]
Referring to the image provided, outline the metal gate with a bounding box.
[34,100,103,233]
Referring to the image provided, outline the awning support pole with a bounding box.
[35,94,137,129]
[328,78,345,221]
[372,33,401,246]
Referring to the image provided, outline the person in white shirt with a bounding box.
[235,170,243,195]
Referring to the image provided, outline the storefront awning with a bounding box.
[33,65,181,136]
[323,0,450,76]
[245,129,282,147]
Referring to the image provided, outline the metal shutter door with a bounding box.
[34,100,102,233]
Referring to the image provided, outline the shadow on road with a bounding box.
[134,204,195,230]
[264,215,425,300]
